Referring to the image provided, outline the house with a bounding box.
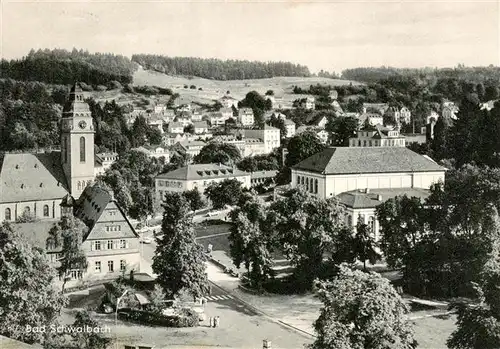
[162,133,191,147]
[241,125,281,153]
[168,122,184,134]
[74,184,141,284]
[358,113,383,127]
[291,147,446,199]
[193,121,209,134]
[94,152,118,176]
[154,104,167,114]
[296,126,329,144]
[220,107,234,119]
[218,95,239,109]
[174,113,193,127]
[384,106,411,125]
[284,119,296,138]
[177,104,192,112]
[349,125,406,147]
[250,170,278,187]
[191,109,203,122]
[305,114,328,129]
[0,83,97,222]
[300,97,315,110]
[206,112,230,126]
[243,138,266,157]
[172,140,206,158]
[329,90,339,100]
[337,187,431,241]
[238,108,255,126]
[147,117,165,134]
[155,163,251,204]
[481,100,498,111]
[133,146,170,162]
[331,100,344,114]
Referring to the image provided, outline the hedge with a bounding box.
[118,308,198,327]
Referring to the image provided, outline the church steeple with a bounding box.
[60,83,95,199]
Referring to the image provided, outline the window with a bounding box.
[94,241,101,251]
[95,261,101,273]
[80,136,86,162]
[120,260,126,272]
[108,261,114,273]
[369,141,372,147]
[107,240,113,250]
[24,206,30,214]
[43,205,49,217]
[363,140,367,146]
[120,239,126,249]
[358,214,365,224]
[4,208,11,221]
[347,215,353,226]
[368,216,375,232]
[70,270,78,280]
[358,140,361,146]
[315,179,318,194]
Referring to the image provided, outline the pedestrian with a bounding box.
[209,316,213,328]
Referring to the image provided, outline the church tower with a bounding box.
[61,83,95,199]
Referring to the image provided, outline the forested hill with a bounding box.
[131,54,311,80]
[0,49,137,86]
[341,66,500,84]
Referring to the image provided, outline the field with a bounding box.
[133,65,362,106]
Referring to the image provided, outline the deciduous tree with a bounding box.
[205,178,245,209]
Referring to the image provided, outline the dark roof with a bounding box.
[63,83,90,114]
[337,188,430,209]
[156,163,248,181]
[74,184,138,240]
[292,147,445,175]
[305,114,326,126]
[0,152,69,203]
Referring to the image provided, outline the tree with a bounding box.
[268,187,348,289]
[310,265,417,349]
[229,197,275,289]
[193,141,242,166]
[183,188,206,211]
[0,223,67,344]
[268,114,287,139]
[353,222,381,271]
[237,154,280,172]
[448,207,500,349]
[47,217,89,292]
[152,193,209,298]
[485,85,500,101]
[70,310,112,349]
[325,116,358,146]
[265,90,274,96]
[430,115,452,161]
[184,124,195,134]
[205,178,245,209]
[285,130,325,167]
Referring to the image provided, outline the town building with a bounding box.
[291,147,446,199]
[147,116,165,134]
[305,114,328,129]
[301,97,316,110]
[384,106,412,125]
[193,121,209,134]
[154,103,167,114]
[219,95,239,109]
[168,122,184,134]
[73,185,141,284]
[219,107,234,120]
[155,163,251,204]
[362,103,389,115]
[358,113,383,127]
[250,170,278,187]
[94,152,118,176]
[133,146,170,161]
[206,111,230,126]
[296,126,329,144]
[349,125,406,147]
[241,125,281,153]
[172,140,206,159]
[238,108,255,126]
[284,119,296,138]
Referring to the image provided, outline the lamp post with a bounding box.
[115,289,129,349]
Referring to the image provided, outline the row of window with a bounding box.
[95,260,126,273]
[4,205,52,221]
[297,176,319,194]
[352,139,405,147]
[345,214,376,231]
[158,180,183,188]
[77,180,92,191]
[105,225,121,232]
[90,239,128,251]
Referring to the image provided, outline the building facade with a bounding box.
[349,126,406,147]
[238,108,255,126]
[242,125,281,153]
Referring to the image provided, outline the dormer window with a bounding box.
[34,164,38,168]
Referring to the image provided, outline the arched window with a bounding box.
[358,140,361,146]
[80,137,86,162]
[5,208,11,221]
[297,176,301,185]
[315,179,318,194]
[43,205,49,217]
[309,178,313,192]
[306,178,310,191]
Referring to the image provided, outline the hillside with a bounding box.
[133,65,362,106]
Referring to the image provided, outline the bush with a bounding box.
[117,308,198,327]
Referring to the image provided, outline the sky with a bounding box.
[1,0,499,73]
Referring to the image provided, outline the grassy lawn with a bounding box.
[412,314,456,349]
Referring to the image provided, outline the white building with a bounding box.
[290,147,446,240]
[296,126,329,144]
[172,140,206,158]
[155,163,251,204]
[284,119,296,138]
[168,122,184,134]
[219,95,239,109]
[133,146,170,162]
[94,152,118,176]
[349,125,406,147]
[238,108,255,126]
[242,125,281,153]
[193,121,209,134]
[206,112,231,126]
[301,97,315,110]
[147,117,165,134]
[220,108,234,120]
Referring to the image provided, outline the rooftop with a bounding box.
[293,147,446,175]
[156,163,248,181]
